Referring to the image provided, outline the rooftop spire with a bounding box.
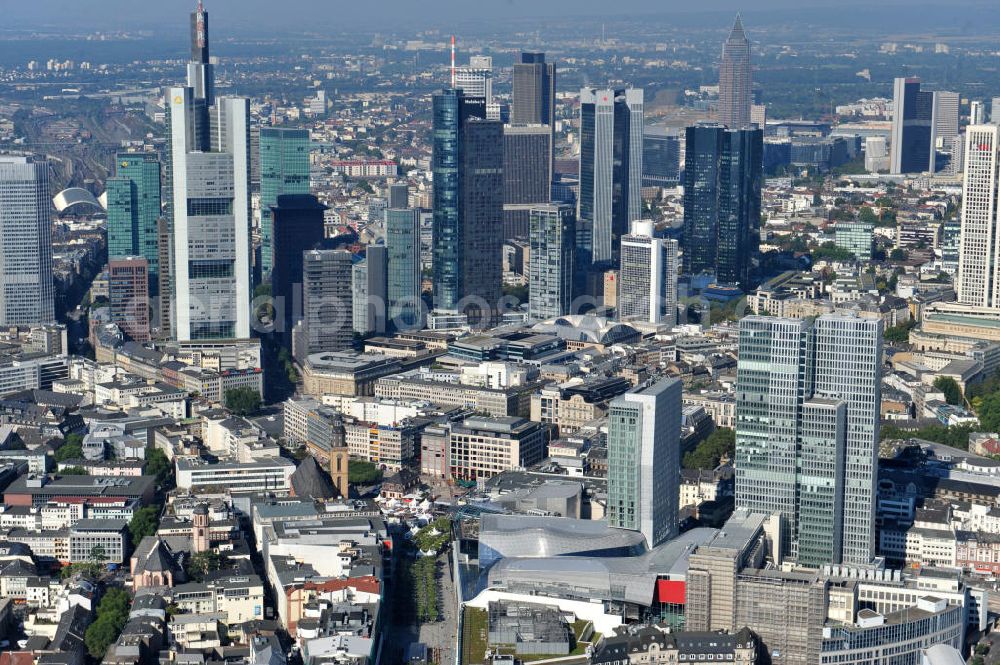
[191,0,210,64]
[729,13,747,41]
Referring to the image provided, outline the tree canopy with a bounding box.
[129,505,160,543]
[683,428,736,470]
[933,376,964,407]
[224,387,262,416]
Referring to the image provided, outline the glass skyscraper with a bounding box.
[683,124,762,290]
[270,193,326,341]
[642,128,681,187]
[259,127,311,277]
[106,152,161,284]
[683,124,724,277]
[528,204,575,321]
[717,127,763,289]
[431,88,503,325]
[890,77,934,174]
[512,52,556,177]
[503,124,552,238]
[607,378,682,548]
[577,87,643,268]
[734,313,882,566]
[386,208,422,331]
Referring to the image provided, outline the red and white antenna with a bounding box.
[450,35,456,88]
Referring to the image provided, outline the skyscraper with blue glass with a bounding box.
[386,208,422,331]
[682,124,762,290]
[431,88,503,325]
[106,152,161,285]
[259,127,311,278]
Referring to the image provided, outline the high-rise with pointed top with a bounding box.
[719,15,752,129]
[165,1,252,341]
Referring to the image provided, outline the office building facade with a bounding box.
[0,156,55,326]
[106,152,161,282]
[512,52,555,176]
[431,89,503,325]
[108,256,151,342]
[353,245,388,336]
[642,128,681,187]
[270,194,326,339]
[932,91,961,144]
[386,208,423,331]
[617,221,678,326]
[717,128,763,289]
[293,250,353,362]
[958,124,1000,308]
[719,15,752,129]
[607,378,682,548]
[734,313,883,565]
[683,125,763,289]
[165,4,251,341]
[528,204,575,321]
[577,87,643,267]
[890,77,934,174]
[683,124,725,276]
[259,127,310,277]
[503,124,552,238]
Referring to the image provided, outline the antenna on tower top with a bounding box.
[450,35,456,88]
[197,0,204,11]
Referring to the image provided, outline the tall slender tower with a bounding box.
[0,156,55,326]
[431,88,503,326]
[958,124,1000,307]
[512,52,556,177]
[106,152,161,284]
[890,77,934,174]
[577,88,643,268]
[166,2,252,341]
[188,0,214,105]
[528,203,575,321]
[718,15,752,129]
[683,124,763,290]
[259,128,311,277]
[607,378,682,548]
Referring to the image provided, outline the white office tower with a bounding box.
[0,156,55,326]
[578,87,643,265]
[607,377,682,548]
[455,56,500,120]
[992,97,1000,123]
[864,136,889,172]
[932,91,960,145]
[948,133,965,175]
[617,220,678,326]
[166,88,252,341]
[735,313,882,565]
[971,100,986,125]
[958,124,1000,308]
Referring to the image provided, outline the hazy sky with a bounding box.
[5,0,985,33]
